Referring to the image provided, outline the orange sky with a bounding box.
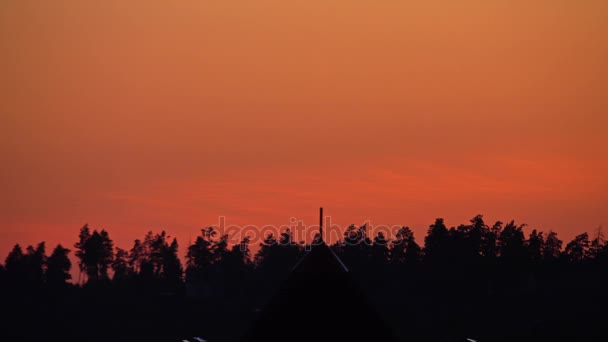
[1,0,607,261]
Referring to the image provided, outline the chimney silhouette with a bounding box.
[319,207,323,243]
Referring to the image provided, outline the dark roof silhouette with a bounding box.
[290,241,348,273]
[241,241,399,342]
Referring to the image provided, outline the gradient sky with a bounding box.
[1,0,607,261]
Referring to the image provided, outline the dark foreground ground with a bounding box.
[2,264,607,342]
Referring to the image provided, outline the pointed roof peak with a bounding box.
[291,242,348,273]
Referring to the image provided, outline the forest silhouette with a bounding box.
[1,215,607,342]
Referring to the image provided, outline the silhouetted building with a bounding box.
[241,208,398,342]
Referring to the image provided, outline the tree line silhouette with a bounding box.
[1,215,607,342]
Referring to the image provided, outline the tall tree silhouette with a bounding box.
[206,234,249,300]
[78,229,114,283]
[370,231,390,285]
[4,244,26,286]
[564,232,590,263]
[213,234,231,264]
[526,229,545,263]
[186,227,217,283]
[74,224,91,284]
[482,221,503,259]
[225,236,254,297]
[252,230,304,304]
[124,231,183,291]
[24,242,46,286]
[254,233,281,289]
[278,229,302,267]
[339,224,372,272]
[254,233,277,267]
[148,231,166,276]
[589,226,606,260]
[112,247,131,282]
[543,231,563,261]
[424,218,449,263]
[469,214,489,258]
[498,220,527,262]
[129,238,145,274]
[231,236,252,267]
[371,232,390,265]
[391,226,421,264]
[46,244,72,288]
[162,237,183,290]
[146,232,179,279]
[448,225,470,262]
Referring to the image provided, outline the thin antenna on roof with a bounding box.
[319,207,323,243]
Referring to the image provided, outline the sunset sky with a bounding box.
[1,0,607,261]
